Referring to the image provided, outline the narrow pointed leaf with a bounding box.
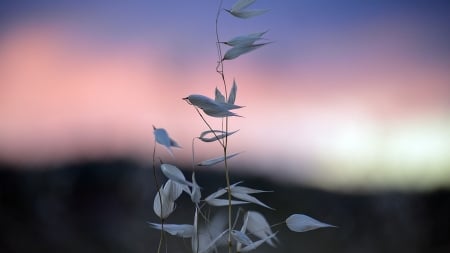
[191,208,199,253]
[231,186,272,194]
[231,0,256,12]
[227,9,269,19]
[161,164,194,187]
[205,188,228,201]
[184,94,243,118]
[231,192,274,209]
[239,232,278,252]
[228,79,238,104]
[215,87,225,103]
[246,211,277,246]
[286,214,336,232]
[206,198,249,207]
[190,172,201,204]
[199,129,239,142]
[199,229,228,253]
[148,223,194,238]
[198,152,241,166]
[223,43,269,60]
[224,32,267,47]
[231,230,253,246]
[203,109,242,118]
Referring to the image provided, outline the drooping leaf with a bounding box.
[161,164,194,187]
[215,87,225,103]
[231,192,274,210]
[148,223,194,238]
[153,187,175,219]
[153,126,181,157]
[199,129,239,142]
[239,232,278,252]
[224,31,267,47]
[190,172,201,204]
[231,230,253,246]
[162,179,183,202]
[228,79,238,104]
[285,214,336,232]
[223,43,269,60]
[245,211,277,247]
[206,198,249,207]
[231,0,256,12]
[184,94,243,118]
[198,152,241,166]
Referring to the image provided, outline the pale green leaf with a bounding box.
[153,126,181,157]
[245,211,277,246]
[161,164,194,187]
[239,232,278,252]
[198,152,241,166]
[231,192,274,209]
[206,198,249,206]
[199,129,239,142]
[228,79,238,104]
[286,214,336,232]
[224,31,267,47]
[231,230,253,246]
[231,0,256,12]
[148,223,194,238]
[223,43,269,60]
[227,9,268,19]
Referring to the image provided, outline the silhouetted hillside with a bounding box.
[1,159,449,253]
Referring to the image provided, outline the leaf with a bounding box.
[148,223,194,238]
[285,214,336,232]
[190,172,201,204]
[227,9,269,19]
[161,164,194,187]
[245,211,277,247]
[199,229,228,253]
[228,79,238,104]
[215,87,225,103]
[153,187,175,219]
[223,43,269,60]
[199,129,239,142]
[204,188,228,202]
[231,192,274,210]
[231,230,253,246]
[153,126,181,157]
[198,152,241,166]
[224,32,267,47]
[206,198,249,207]
[184,94,243,118]
[162,179,183,202]
[239,232,278,252]
[231,0,256,12]
[231,186,272,194]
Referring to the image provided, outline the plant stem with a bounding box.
[215,0,233,251]
[152,142,164,253]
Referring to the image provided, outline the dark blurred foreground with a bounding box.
[0,159,449,253]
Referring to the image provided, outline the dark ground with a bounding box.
[0,159,449,253]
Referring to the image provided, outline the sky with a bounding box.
[0,0,449,191]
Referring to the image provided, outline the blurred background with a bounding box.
[0,0,449,252]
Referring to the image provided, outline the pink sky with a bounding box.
[0,2,449,190]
